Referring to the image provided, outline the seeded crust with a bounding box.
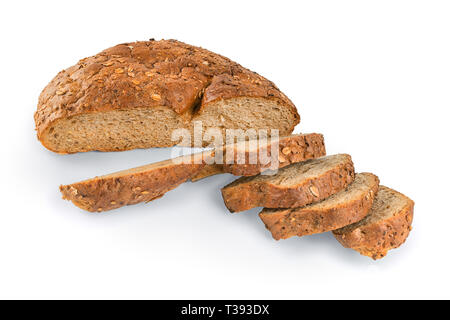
[259,173,380,240]
[60,152,211,212]
[35,39,299,153]
[333,186,414,260]
[191,133,326,181]
[221,154,355,213]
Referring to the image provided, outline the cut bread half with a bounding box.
[35,40,299,153]
[333,186,414,260]
[60,152,211,212]
[191,133,326,181]
[259,173,380,240]
[221,154,355,213]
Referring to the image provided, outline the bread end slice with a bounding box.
[260,173,380,240]
[60,153,208,212]
[333,186,414,260]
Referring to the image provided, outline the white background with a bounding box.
[1,0,449,299]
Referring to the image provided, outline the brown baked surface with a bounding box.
[260,173,380,240]
[35,39,299,153]
[333,186,414,260]
[221,154,355,213]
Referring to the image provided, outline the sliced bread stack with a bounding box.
[221,154,414,260]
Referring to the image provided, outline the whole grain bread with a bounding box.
[333,186,414,260]
[259,173,380,240]
[60,152,210,212]
[221,154,355,213]
[191,133,326,181]
[35,39,300,154]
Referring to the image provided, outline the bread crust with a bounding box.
[259,173,380,240]
[333,188,414,260]
[35,39,299,153]
[191,164,225,182]
[191,133,326,181]
[221,155,355,213]
[60,153,209,212]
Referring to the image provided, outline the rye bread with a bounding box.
[333,186,414,260]
[259,173,380,240]
[221,154,355,213]
[191,133,326,181]
[35,39,300,154]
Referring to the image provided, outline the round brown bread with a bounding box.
[333,186,414,260]
[35,39,300,153]
[221,154,355,213]
[259,173,380,240]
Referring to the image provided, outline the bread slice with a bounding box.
[191,133,326,181]
[259,173,379,240]
[35,40,299,154]
[60,152,210,212]
[221,154,355,213]
[333,186,414,260]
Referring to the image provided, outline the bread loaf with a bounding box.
[35,39,300,153]
[259,173,379,240]
[221,154,355,213]
[333,186,414,260]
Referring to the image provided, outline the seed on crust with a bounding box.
[309,185,319,197]
[151,93,162,101]
[282,147,292,155]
